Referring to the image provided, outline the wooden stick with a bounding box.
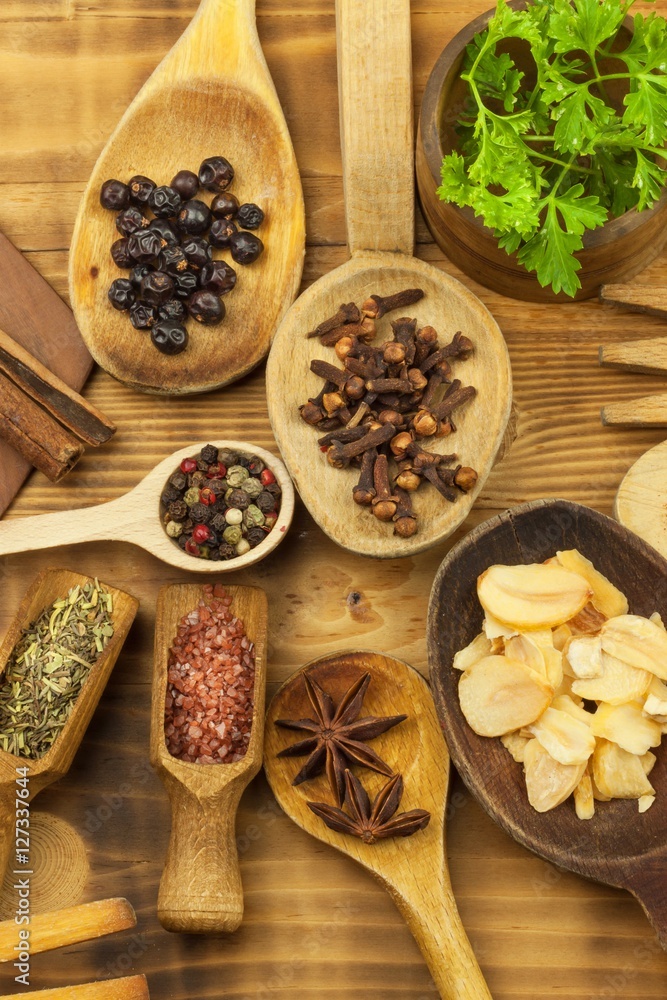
[601,392,667,427]
[0,374,84,481]
[600,283,667,320]
[599,336,667,376]
[0,328,115,448]
[0,898,136,962]
[0,977,149,1000]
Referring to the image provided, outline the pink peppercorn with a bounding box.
[199,487,216,506]
[180,458,198,474]
[192,524,211,544]
[260,468,276,486]
[185,539,201,556]
[207,462,227,479]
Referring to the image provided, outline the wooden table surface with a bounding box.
[1,1,667,997]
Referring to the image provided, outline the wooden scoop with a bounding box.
[151,583,268,934]
[0,569,139,882]
[0,441,294,574]
[266,0,511,559]
[69,0,305,396]
[264,651,492,999]
[427,498,667,949]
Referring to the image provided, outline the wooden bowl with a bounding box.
[427,499,667,945]
[416,7,667,303]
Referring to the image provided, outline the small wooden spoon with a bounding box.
[266,0,511,559]
[265,651,492,999]
[0,441,294,574]
[151,583,268,933]
[428,498,667,948]
[69,0,305,396]
[0,568,139,881]
[615,440,667,559]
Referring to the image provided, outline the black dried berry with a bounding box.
[199,260,237,296]
[169,471,187,491]
[128,229,163,264]
[174,270,198,300]
[226,488,250,510]
[108,278,135,311]
[210,513,227,533]
[265,481,282,498]
[200,444,218,465]
[230,231,264,265]
[130,302,158,329]
[177,199,212,235]
[149,218,180,247]
[101,179,130,211]
[168,500,189,521]
[129,263,154,289]
[151,319,188,355]
[237,203,265,230]
[128,175,156,207]
[256,491,277,513]
[141,271,174,307]
[235,455,251,468]
[247,456,264,476]
[171,169,200,201]
[161,484,182,505]
[149,185,182,218]
[188,290,225,326]
[178,534,189,550]
[209,218,237,249]
[246,527,267,548]
[199,156,234,192]
[181,236,212,270]
[111,238,133,268]
[190,502,212,524]
[116,207,148,236]
[158,299,187,322]
[219,542,237,560]
[211,193,239,219]
[160,245,189,275]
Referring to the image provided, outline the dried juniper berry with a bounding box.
[170,169,199,201]
[209,218,237,248]
[111,238,133,268]
[141,271,174,307]
[158,298,187,323]
[160,245,189,275]
[230,231,264,264]
[211,193,239,218]
[199,155,234,192]
[149,185,182,218]
[181,236,212,270]
[188,290,225,326]
[237,203,264,230]
[173,270,198,300]
[149,218,180,247]
[199,260,237,296]
[128,175,156,207]
[177,199,212,235]
[116,207,148,236]
[128,229,163,264]
[100,179,130,211]
[129,263,154,289]
[151,319,188,355]
[108,278,135,311]
[130,302,157,329]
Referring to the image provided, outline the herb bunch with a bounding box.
[437,0,667,296]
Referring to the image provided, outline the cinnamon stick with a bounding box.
[0,373,84,481]
[0,327,115,447]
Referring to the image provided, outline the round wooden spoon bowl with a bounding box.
[427,498,667,947]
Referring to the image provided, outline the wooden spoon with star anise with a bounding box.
[264,651,492,1000]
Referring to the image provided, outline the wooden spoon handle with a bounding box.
[624,863,667,951]
[0,499,126,556]
[336,0,414,256]
[393,880,492,999]
[158,783,245,934]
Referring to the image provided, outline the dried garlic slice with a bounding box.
[552,623,572,651]
[505,634,545,675]
[601,614,667,681]
[592,739,655,799]
[458,655,553,737]
[527,707,595,765]
[477,563,591,631]
[500,731,531,763]
[638,794,655,813]
[555,549,628,619]
[523,739,586,813]
[551,694,593,727]
[453,632,492,672]
[650,612,665,630]
[565,635,603,679]
[573,771,595,820]
[641,750,657,776]
[643,676,667,717]
[483,613,518,641]
[591,701,662,756]
[571,652,651,706]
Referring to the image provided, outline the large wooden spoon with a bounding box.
[69,0,305,396]
[0,569,139,882]
[427,499,667,949]
[151,583,268,933]
[266,0,511,559]
[265,651,492,999]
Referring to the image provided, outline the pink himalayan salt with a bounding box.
[164,583,255,764]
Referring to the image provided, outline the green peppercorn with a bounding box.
[226,488,250,510]
[166,520,183,538]
[223,525,243,545]
[184,487,201,506]
[168,500,189,521]
[236,539,251,556]
[226,465,250,487]
[243,504,265,528]
[199,545,211,559]
[241,477,263,498]
[225,507,243,525]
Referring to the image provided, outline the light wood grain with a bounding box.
[265,651,492,999]
[151,583,268,933]
[69,0,305,395]
[601,393,667,426]
[600,336,667,375]
[0,897,137,962]
[615,439,667,561]
[0,441,294,574]
[0,978,149,1000]
[601,283,667,320]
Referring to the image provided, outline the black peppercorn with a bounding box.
[130,302,157,329]
[128,175,156,207]
[108,278,135,311]
[256,491,277,513]
[230,231,264,264]
[199,155,234,192]
[160,245,189,275]
[151,320,188,355]
[174,270,198,300]
[181,517,194,534]
[101,179,130,211]
[178,533,189,550]
[237,203,265,230]
[149,218,180,247]
[207,479,226,498]
[190,471,207,488]
[219,542,237,560]
[209,218,237,248]
[129,263,154,289]
[210,513,227,533]
[200,444,218,465]
[188,290,225,326]
[149,185,182,218]
[189,502,212,524]
[177,199,212,235]
[158,299,187,322]
[110,238,133,268]
[208,546,222,561]
[227,488,250,510]
[181,236,212,270]
[161,484,182,505]
[235,455,251,469]
[128,229,163,264]
[116,207,149,236]
[246,527,267,548]
[199,260,237,296]
[247,456,265,476]
[141,271,174,306]
[169,471,187,491]
[265,482,282,498]
[171,169,200,201]
[168,500,189,521]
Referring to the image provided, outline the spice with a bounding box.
[0,581,115,758]
[160,444,282,561]
[308,770,430,845]
[300,290,479,537]
[164,584,255,764]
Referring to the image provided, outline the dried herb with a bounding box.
[308,770,431,845]
[276,671,407,806]
[0,580,115,758]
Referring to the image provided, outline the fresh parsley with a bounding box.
[437,0,667,297]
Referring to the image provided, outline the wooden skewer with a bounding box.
[601,392,667,427]
[0,898,137,962]
[599,336,667,376]
[600,283,667,320]
[0,976,149,1000]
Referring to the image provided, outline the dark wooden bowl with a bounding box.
[416,8,667,302]
[427,499,667,947]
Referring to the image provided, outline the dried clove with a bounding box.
[371,453,398,521]
[327,422,396,468]
[307,302,360,339]
[393,487,417,538]
[352,448,377,506]
[361,288,424,320]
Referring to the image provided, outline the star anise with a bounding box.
[275,671,407,805]
[308,769,431,845]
